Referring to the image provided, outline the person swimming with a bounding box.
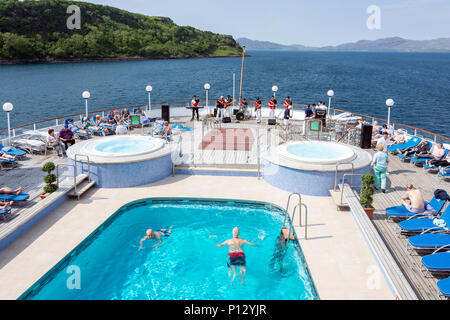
[138,226,173,251]
[216,227,260,286]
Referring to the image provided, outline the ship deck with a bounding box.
[0,117,449,300]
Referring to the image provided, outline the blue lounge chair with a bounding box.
[0,192,30,202]
[422,251,450,273]
[398,205,450,235]
[386,196,446,221]
[0,206,12,217]
[411,149,449,166]
[387,136,421,153]
[0,158,17,170]
[0,144,26,158]
[437,277,450,298]
[409,233,450,251]
[439,168,450,179]
[397,141,432,162]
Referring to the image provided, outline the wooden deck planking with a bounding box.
[370,150,449,300]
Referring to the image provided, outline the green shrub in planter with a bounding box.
[42,162,58,195]
[360,174,375,208]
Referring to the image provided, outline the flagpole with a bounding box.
[238,46,246,107]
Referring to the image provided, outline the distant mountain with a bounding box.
[237,37,450,52]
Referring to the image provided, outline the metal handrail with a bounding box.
[56,163,76,189]
[74,154,91,183]
[334,163,355,191]
[285,193,302,222]
[340,173,363,205]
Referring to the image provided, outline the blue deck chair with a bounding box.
[422,252,450,273]
[172,124,193,131]
[0,144,26,158]
[411,149,449,166]
[0,159,17,170]
[437,277,450,298]
[439,168,450,179]
[0,206,12,217]
[424,162,442,172]
[386,196,446,220]
[398,205,450,235]
[397,141,432,162]
[409,233,450,251]
[0,192,29,202]
[387,136,421,153]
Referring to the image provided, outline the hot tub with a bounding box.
[67,136,173,188]
[262,141,372,196]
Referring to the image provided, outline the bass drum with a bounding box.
[236,111,245,121]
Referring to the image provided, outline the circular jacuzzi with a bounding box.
[278,141,356,164]
[262,141,372,197]
[67,135,173,188]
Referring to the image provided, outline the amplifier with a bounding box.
[222,117,231,123]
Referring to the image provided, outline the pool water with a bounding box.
[94,139,154,154]
[20,199,318,300]
[286,142,353,160]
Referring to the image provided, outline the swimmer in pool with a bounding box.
[138,226,173,251]
[216,227,260,286]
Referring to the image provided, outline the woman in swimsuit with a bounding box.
[216,227,260,286]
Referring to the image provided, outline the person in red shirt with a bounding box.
[191,95,200,121]
[254,97,262,123]
[216,96,225,121]
[268,96,277,119]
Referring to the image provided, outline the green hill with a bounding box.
[0,0,243,63]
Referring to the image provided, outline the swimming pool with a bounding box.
[19,199,318,300]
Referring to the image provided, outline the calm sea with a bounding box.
[0,50,449,137]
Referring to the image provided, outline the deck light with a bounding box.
[146,86,152,115]
[82,91,90,118]
[327,90,335,115]
[272,86,278,98]
[386,98,395,129]
[204,83,211,113]
[2,102,13,145]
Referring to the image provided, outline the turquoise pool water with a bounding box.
[20,199,318,300]
[94,139,154,154]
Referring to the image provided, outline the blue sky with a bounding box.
[78,0,450,46]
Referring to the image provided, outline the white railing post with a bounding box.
[33,123,36,131]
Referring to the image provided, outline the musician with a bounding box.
[268,96,277,119]
[224,95,233,118]
[191,95,200,121]
[254,97,262,123]
[216,96,225,121]
[284,96,293,118]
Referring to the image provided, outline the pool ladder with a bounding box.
[283,193,309,240]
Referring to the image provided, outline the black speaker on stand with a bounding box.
[360,124,373,149]
[161,105,170,123]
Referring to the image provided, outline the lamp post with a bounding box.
[204,83,210,114]
[82,91,90,118]
[327,90,334,115]
[2,102,13,145]
[272,85,278,98]
[146,85,152,116]
[386,98,395,129]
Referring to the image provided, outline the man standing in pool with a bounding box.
[138,226,173,251]
[216,227,260,286]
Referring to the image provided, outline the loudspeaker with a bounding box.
[360,124,373,149]
[161,105,170,122]
[222,117,231,123]
[213,108,217,117]
[268,119,277,125]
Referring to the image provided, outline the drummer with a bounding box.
[191,95,200,121]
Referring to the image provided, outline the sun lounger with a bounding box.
[439,167,450,179]
[398,205,450,235]
[411,149,449,166]
[409,233,450,251]
[0,144,26,158]
[397,141,432,162]
[0,206,12,217]
[437,277,450,298]
[386,196,445,220]
[11,138,46,154]
[0,159,17,170]
[0,192,30,202]
[422,252,450,273]
[387,136,421,153]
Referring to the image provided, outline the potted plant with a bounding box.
[360,173,375,220]
[41,162,58,199]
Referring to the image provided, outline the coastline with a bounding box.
[0,54,249,66]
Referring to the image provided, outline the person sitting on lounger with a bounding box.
[122,109,130,122]
[389,129,406,146]
[414,143,445,160]
[0,152,16,161]
[82,117,103,132]
[426,152,450,168]
[400,184,429,214]
[399,140,429,157]
[0,201,13,212]
[115,120,128,135]
[94,115,113,135]
[107,111,116,124]
[138,226,173,251]
[0,187,22,195]
[68,120,90,135]
[161,121,172,140]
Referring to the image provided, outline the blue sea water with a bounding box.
[0,50,449,137]
[21,201,317,300]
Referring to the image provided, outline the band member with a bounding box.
[254,97,262,123]
[268,96,277,119]
[224,95,233,117]
[216,96,225,121]
[191,95,200,121]
[239,98,248,110]
[283,96,293,118]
